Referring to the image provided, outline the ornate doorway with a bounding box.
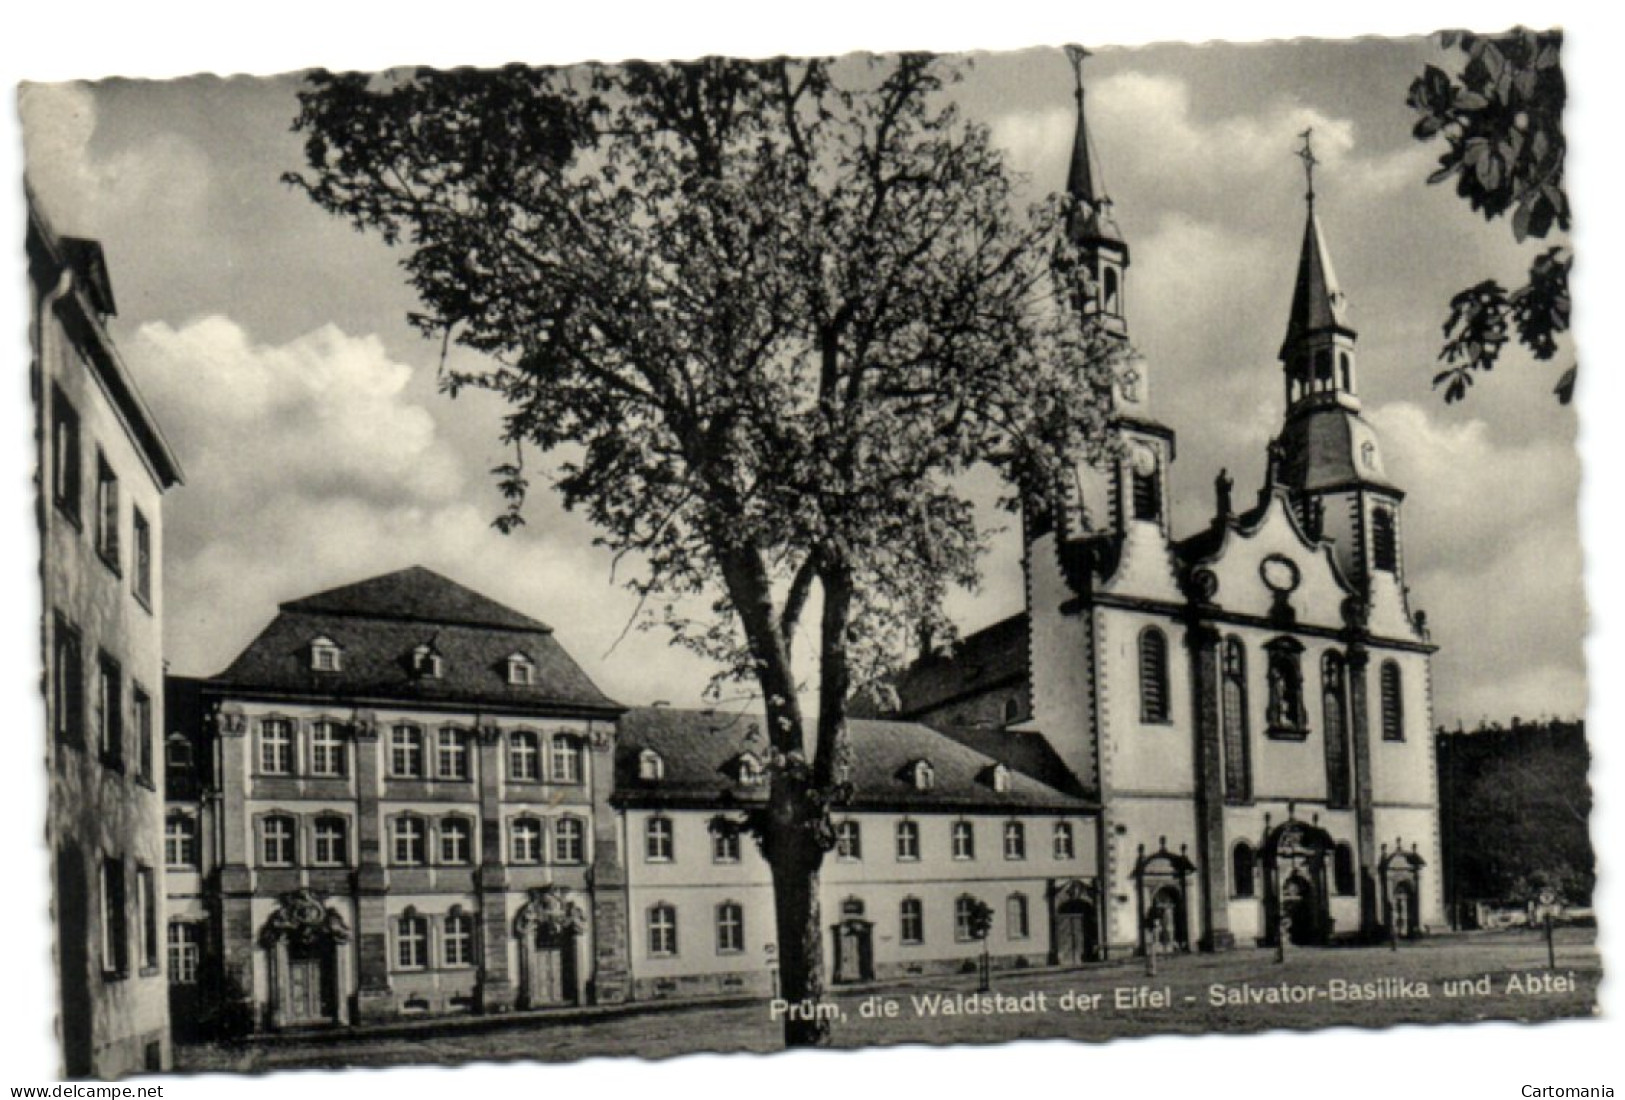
[1379,842,1426,940]
[1281,874,1318,946]
[516,886,586,1008]
[1052,880,1099,966]
[260,889,352,1029]
[832,899,874,983]
[1261,817,1334,946]
[1132,840,1195,953]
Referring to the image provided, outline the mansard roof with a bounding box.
[212,567,619,714]
[1277,405,1400,495]
[613,706,1088,812]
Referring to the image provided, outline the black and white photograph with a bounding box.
[5,4,1617,1095]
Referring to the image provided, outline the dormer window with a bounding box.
[638,749,665,782]
[911,760,935,792]
[506,653,534,686]
[412,645,443,679]
[310,636,342,673]
[987,763,1011,794]
[732,752,764,787]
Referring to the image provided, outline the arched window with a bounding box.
[1322,652,1351,809]
[395,911,428,970]
[1222,636,1251,803]
[836,820,862,860]
[509,730,540,781]
[647,903,677,956]
[1315,348,1333,389]
[443,910,474,967]
[1007,894,1030,939]
[644,816,673,862]
[554,817,585,864]
[1265,638,1307,737]
[1003,821,1026,861]
[1232,842,1256,898]
[438,816,472,865]
[841,897,866,919]
[899,898,924,945]
[954,896,981,942]
[261,814,297,867]
[1381,662,1405,741]
[312,815,348,867]
[1139,627,1170,723]
[511,817,544,864]
[549,734,582,783]
[165,814,197,869]
[1002,696,1020,725]
[715,901,744,954]
[1333,842,1357,896]
[1372,508,1398,573]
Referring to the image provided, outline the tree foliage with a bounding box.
[1407,28,1574,403]
[287,55,1121,1045]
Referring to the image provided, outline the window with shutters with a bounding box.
[1372,508,1398,573]
[1139,627,1170,723]
[1381,661,1405,741]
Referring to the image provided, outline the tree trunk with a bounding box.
[767,812,830,1047]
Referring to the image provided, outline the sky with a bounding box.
[3,0,1621,1093]
[15,35,1586,727]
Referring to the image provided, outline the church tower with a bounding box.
[1272,135,1413,635]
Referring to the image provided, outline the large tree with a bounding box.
[288,55,1120,1046]
[1407,28,1573,403]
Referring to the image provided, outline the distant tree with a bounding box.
[1407,28,1573,403]
[287,56,1121,1046]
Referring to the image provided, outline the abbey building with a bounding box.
[160,78,1442,1032]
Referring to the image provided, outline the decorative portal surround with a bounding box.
[1132,839,1195,953]
[1049,878,1103,965]
[1378,841,1427,939]
[514,885,588,1008]
[259,889,353,1029]
[1260,815,1335,946]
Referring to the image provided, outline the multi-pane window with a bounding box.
[260,718,293,774]
[554,817,585,864]
[101,858,128,977]
[550,735,582,783]
[1007,893,1030,940]
[138,866,158,971]
[648,904,677,957]
[438,817,471,865]
[716,901,744,954]
[167,922,200,985]
[313,816,348,867]
[1139,627,1170,723]
[392,817,426,866]
[132,508,152,607]
[510,732,540,780]
[952,821,975,860]
[645,817,674,862]
[712,827,741,864]
[511,818,542,864]
[1381,661,1405,741]
[51,386,81,522]
[165,814,198,869]
[133,686,153,783]
[95,452,120,568]
[97,653,123,768]
[437,728,470,780]
[954,896,978,942]
[391,725,424,777]
[1054,822,1075,860]
[396,914,428,969]
[262,815,296,866]
[895,820,920,861]
[309,721,345,777]
[444,912,474,967]
[835,821,862,860]
[52,614,84,746]
[1003,821,1026,861]
[900,898,924,945]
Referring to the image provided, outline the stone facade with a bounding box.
[32,195,184,1077]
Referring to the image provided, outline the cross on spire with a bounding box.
[1296,127,1319,206]
[1064,43,1092,103]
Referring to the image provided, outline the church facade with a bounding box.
[866,79,1444,955]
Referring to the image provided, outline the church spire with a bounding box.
[1279,129,1357,411]
[1064,44,1124,249]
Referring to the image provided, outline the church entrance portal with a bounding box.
[833,920,874,983]
[1261,817,1335,947]
[1055,900,1097,965]
[260,889,352,1029]
[284,940,336,1024]
[516,886,586,1008]
[1282,874,1318,946]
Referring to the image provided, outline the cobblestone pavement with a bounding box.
[174,929,1600,1074]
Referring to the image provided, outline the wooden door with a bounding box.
[287,957,326,1023]
[1056,900,1094,965]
